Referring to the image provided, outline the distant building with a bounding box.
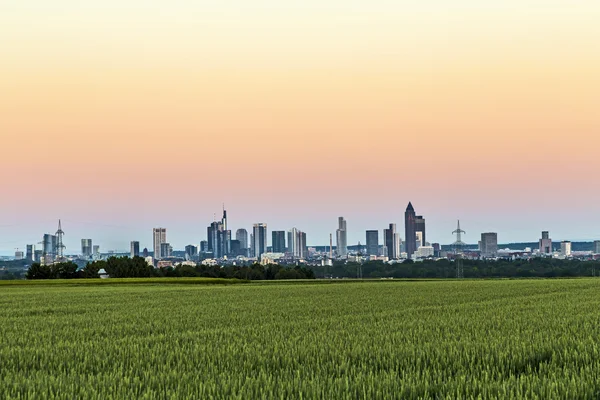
[405,203,417,259]
[384,224,396,259]
[43,234,56,258]
[415,215,426,246]
[81,239,93,258]
[15,250,24,260]
[26,245,34,262]
[366,230,379,256]
[199,241,209,253]
[253,223,268,259]
[142,247,149,258]
[480,233,498,258]
[414,246,434,259]
[594,241,600,254]
[185,245,198,259]
[160,243,173,258]
[130,241,140,258]
[336,217,348,257]
[236,229,248,252]
[288,228,307,258]
[415,232,424,249]
[153,228,167,260]
[93,245,100,256]
[539,231,552,254]
[229,240,241,256]
[561,241,572,256]
[272,231,286,253]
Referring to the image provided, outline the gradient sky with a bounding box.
[1,1,600,254]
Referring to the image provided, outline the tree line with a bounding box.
[25,256,315,280]
[313,258,600,279]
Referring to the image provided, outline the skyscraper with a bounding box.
[153,228,167,260]
[384,224,396,259]
[253,223,268,259]
[287,228,307,258]
[480,233,498,258]
[81,239,93,258]
[415,216,426,246]
[272,231,286,253]
[594,241,600,254]
[336,217,348,257]
[298,231,307,259]
[26,244,34,262]
[130,241,140,258]
[160,243,173,258]
[207,208,230,258]
[43,234,55,258]
[539,231,552,254]
[236,229,248,252]
[366,230,379,256]
[185,245,197,259]
[405,202,417,259]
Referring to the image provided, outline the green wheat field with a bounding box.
[1,279,599,399]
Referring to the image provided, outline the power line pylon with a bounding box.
[55,219,66,261]
[452,220,466,279]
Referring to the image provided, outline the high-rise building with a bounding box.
[229,240,241,256]
[366,230,379,256]
[272,231,286,253]
[15,250,24,260]
[130,241,140,258]
[539,231,552,254]
[336,217,348,257]
[394,233,401,258]
[185,245,198,259]
[142,247,149,258]
[153,228,167,260]
[26,245,34,262]
[287,228,307,258]
[298,231,307,259]
[405,202,417,259]
[93,245,100,256]
[160,243,173,258]
[42,234,56,259]
[253,223,268,259]
[207,208,231,258]
[594,241,600,254]
[415,216,426,246]
[81,239,93,258]
[384,224,396,258]
[236,229,248,251]
[480,233,498,258]
[199,241,208,253]
[249,233,254,257]
[561,241,572,256]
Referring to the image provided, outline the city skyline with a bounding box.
[2,1,600,254]
[2,206,599,257]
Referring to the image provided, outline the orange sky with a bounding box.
[1,1,599,251]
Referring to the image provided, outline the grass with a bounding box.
[0,277,248,286]
[1,279,600,398]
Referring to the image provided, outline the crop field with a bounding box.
[1,279,600,399]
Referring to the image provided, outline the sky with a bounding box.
[1,1,600,254]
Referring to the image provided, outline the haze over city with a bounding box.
[2,1,600,254]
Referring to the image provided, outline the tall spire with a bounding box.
[406,202,414,212]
